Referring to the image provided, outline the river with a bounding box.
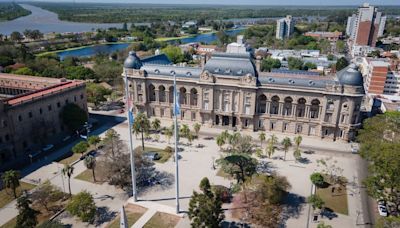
[0,4,123,35]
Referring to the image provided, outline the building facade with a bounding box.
[346,3,386,47]
[276,15,294,40]
[0,74,87,171]
[124,51,365,142]
[359,58,400,96]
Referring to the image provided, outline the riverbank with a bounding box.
[36,41,136,57]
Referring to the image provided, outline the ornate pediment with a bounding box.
[200,70,215,83]
[240,73,257,86]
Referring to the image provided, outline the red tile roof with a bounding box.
[5,81,85,106]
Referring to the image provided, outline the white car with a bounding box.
[378,201,388,217]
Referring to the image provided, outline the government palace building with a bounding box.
[123,46,364,142]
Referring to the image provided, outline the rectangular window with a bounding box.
[270,122,275,130]
[28,112,33,118]
[18,115,22,122]
[258,120,263,128]
[160,109,164,117]
[48,105,52,111]
[309,126,316,135]
[283,123,288,131]
[57,102,61,108]
[245,105,250,115]
[192,112,196,121]
[204,101,209,110]
[39,108,43,114]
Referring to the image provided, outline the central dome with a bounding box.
[124,51,142,69]
[338,64,363,86]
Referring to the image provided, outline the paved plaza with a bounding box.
[0,111,371,228]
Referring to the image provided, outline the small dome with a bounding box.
[338,64,363,86]
[124,51,142,69]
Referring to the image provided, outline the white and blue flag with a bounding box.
[128,110,135,125]
[174,91,181,116]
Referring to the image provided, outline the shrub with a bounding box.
[310,172,325,187]
[66,191,96,223]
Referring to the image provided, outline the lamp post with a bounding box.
[124,70,137,202]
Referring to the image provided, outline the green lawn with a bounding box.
[143,212,180,228]
[75,166,104,183]
[316,185,349,215]
[0,182,36,209]
[106,204,147,228]
[135,146,172,163]
[56,153,81,165]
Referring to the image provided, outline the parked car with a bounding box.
[378,201,388,217]
[42,144,54,152]
[351,144,359,154]
[144,152,161,161]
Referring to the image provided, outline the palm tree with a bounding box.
[193,123,201,136]
[281,137,292,161]
[2,170,20,199]
[164,128,173,144]
[88,135,101,150]
[265,134,278,158]
[62,164,74,196]
[293,147,302,162]
[84,155,96,182]
[221,130,230,141]
[258,132,266,147]
[152,118,161,132]
[187,132,194,145]
[180,124,190,142]
[294,135,303,149]
[216,135,225,150]
[133,112,150,150]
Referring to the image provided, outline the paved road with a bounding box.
[356,156,376,227]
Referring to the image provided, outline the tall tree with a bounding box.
[216,135,225,150]
[84,155,97,182]
[335,57,349,71]
[281,137,292,161]
[88,135,101,150]
[66,191,96,223]
[16,194,39,228]
[294,135,303,149]
[217,154,258,184]
[62,164,74,196]
[30,181,63,212]
[2,170,20,199]
[188,177,224,227]
[132,112,150,150]
[358,112,400,212]
[72,141,89,157]
[10,31,23,42]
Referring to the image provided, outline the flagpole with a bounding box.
[124,70,137,202]
[173,71,180,214]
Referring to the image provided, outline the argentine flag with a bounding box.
[129,110,135,125]
[174,91,181,116]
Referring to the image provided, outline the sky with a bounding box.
[20,0,400,6]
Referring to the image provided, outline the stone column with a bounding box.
[266,101,270,114]
[166,89,170,103]
[219,91,223,111]
[305,105,310,118]
[155,89,159,103]
[318,106,322,119]
[278,103,283,116]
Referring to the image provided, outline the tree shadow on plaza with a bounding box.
[93,206,117,226]
[256,160,277,175]
[280,192,306,227]
[221,221,251,228]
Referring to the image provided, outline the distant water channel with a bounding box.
[0,4,123,35]
[57,29,244,60]
[0,4,243,59]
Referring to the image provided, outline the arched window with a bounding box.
[179,87,187,105]
[190,88,198,106]
[159,85,166,103]
[148,84,156,102]
[283,97,293,116]
[258,94,267,114]
[270,96,280,115]
[297,98,306,117]
[310,99,320,119]
[169,86,174,104]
